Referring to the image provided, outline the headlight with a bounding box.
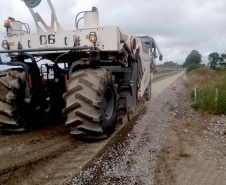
[89,32,97,44]
[2,40,10,50]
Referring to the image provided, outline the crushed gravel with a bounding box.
[69,75,185,185]
[70,73,226,185]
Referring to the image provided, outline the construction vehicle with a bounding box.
[0,0,163,138]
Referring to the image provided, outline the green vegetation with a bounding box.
[153,67,175,74]
[185,63,203,73]
[208,52,226,70]
[179,152,190,158]
[155,61,181,73]
[185,67,226,115]
[162,147,170,154]
[162,61,178,68]
[183,50,202,67]
[183,50,205,73]
[169,105,176,112]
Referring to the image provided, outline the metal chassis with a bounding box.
[0,46,141,122]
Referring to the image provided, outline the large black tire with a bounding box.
[63,68,118,139]
[0,68,44,132]
[0,69,28,131]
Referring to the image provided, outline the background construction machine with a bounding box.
[0,0,162,138]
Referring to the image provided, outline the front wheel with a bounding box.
[63,68,118,139]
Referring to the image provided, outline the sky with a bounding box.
[0,0,226,65]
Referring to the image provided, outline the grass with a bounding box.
[169,105,176,112]
[179,152,190,158]
[185,67,226,115]
[153,67,175,74]
[162,147,170,154]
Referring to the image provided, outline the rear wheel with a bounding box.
[63,68,118,139]
[0,69,43,132]
[0,69,28,131]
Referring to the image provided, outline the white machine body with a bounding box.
[3,0,160,101]
[5,26,122,53]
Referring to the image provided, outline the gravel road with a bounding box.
[0,70,183,185]
[72,72,226,185]
[70,71,184,185]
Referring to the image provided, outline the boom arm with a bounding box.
[152,38,163,61]
[21,0,63,33]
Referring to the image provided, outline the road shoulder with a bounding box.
[154,76,226,185]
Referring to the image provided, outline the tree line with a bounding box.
[208,52,226,69]
[183,50,226,72]
[157,61,180,68]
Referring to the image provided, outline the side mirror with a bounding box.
[159,55,163,61]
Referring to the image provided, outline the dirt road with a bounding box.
[0,70,183,185]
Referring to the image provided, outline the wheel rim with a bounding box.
[103,87,114,120]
